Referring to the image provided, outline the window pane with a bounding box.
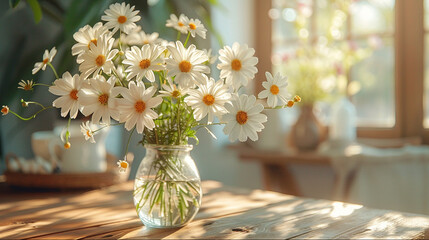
[271,0,395,127]
[350,0,395,36]
[425,0,429,30]
[271,0,304,42]
[424,34,429,128]
[424,1,429,128]
[351,38,395,127]
[315,0,347,39]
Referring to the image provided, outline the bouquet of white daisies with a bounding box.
[1,2,300,172]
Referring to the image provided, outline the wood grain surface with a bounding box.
[1,180,429,239]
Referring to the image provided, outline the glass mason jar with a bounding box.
[133,144,202,228]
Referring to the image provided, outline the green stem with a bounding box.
[92,122,124,134]
[124,127,135,157]
[176,98,181,145]
[176,31,181,41]
[195,122,226,131]
[8,107,53,121]
[23,100,46,109]
[33,83,52,87]
[47,62,59,80]
[118,30,123,52]
[64,117,71,143]
[183,32,191,47]
[196,122,226,127]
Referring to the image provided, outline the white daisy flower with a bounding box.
[80,121,96,143]
[159,78,188,98]
[101,2,141,34]
[71,22,110,61]
[117,81,162,134]
[32,47,57,75]
[166,14,189,34]
[48,72,84,119]
[222,94,267,142]
[78,75,120,125]
[186,77,231,123]
[117,159,129,173]
[78,34,119,79]
[258,72,291,108]
[217,42,258,91]
[127,30,160,45]
[186,18,207,39]
[122,45,165,82]
[18,80,34,91]
[166,41,209,88]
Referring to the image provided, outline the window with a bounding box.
[270,0,395,127]
[255,0,427,140]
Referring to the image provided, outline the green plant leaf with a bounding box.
[9,0,21,8]
[26,0,42,23]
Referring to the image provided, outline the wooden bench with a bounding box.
[1,180,429,239]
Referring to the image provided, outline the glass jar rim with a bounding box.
[144,144,193,151]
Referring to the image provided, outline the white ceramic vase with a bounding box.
[329,97,357,143]
[52,122,109,173]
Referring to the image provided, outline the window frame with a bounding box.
[254,0,426,141]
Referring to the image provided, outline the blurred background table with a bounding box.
[1,178,429,239]
[235,145,331,196]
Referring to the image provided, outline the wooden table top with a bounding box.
[1,180,429,239]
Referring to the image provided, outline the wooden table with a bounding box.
[1,180,429,239]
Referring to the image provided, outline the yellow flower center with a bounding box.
[270,84,279,95]
[88,39,97,49]
[134,100,146,113]
[189,23,196,30]
[179,60,192,72]
[86,130,92,138]
[287,100,295,108]
[120,161,128,169]
[178,21,185,27]
[69,89,79,100]
[139,59,151,69]
[117,15,127,24]
[95,55,106,67]
[98,93,109,105]
[64,142,71,149]
[231,59,242,71]
[236,111,248,125]
[294,95,301,102]
[202,94,215,106]
[172,90,180,98]
[43,58,49,64]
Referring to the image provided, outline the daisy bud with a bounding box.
[1,105,9,115]
[118,50,125,56]
[64,142,71,149]
[293,95,301,102]
[21,99,29,107]
[287,100,295,108]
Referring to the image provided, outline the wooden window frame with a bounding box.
[255,0,428,142]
